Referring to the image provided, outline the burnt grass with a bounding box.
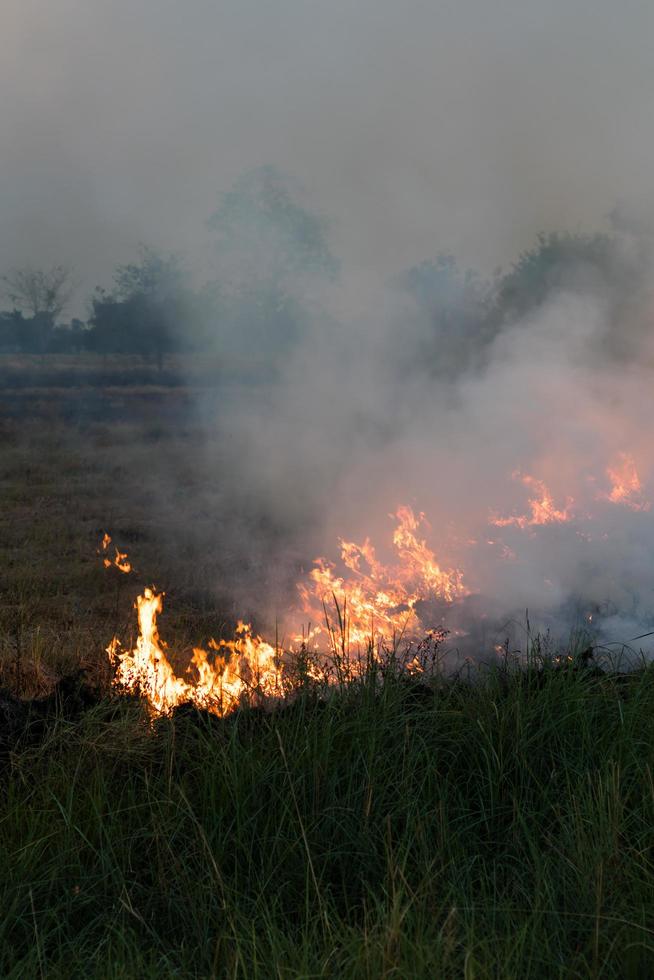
[3,359,654,978]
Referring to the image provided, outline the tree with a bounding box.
[89,247,192,367]
[2,265,75,320]
[490,231,652,360]
[112,247,187,304]
[0,310,23,351]
[208,166,338,288]
[397,255,494,376]
[206,167,338,358]
[491,230,650,323]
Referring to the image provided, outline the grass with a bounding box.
[0,392,299,685]
[2,358,654,977]
[3,666,654,977]
[0,351,275,389]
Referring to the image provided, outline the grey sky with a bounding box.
[3,0,654,312]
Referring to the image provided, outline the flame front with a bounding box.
[602,453,651,512]
[491,473,574,529]
[108,588,191,714]
[105,507,465,716]
[295,505,467,650]
[104,453,653,716]
[191,625,281,712]
[108,592,282,717]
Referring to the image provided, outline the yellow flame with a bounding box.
[100,532,132,574]
[491,473,574,529]
[295,506,467,649]
[105,506,465,716]
[108,590,282,717]
[108,588,190,714]
[602,453,650,512]
[104,454,653,718]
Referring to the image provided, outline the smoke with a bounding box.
[6,0,654,657]
[182,219,654,660]
[4,0,654,309]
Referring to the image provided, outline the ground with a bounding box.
[0,353,298,695]
[2,354,654,978]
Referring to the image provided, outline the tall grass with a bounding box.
[3,663,654,978]
[3,407,654,977]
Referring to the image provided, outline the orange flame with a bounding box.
[100,532,132,574]
[295,506,467,649]
[602,453,650,512]
[105,506,465,716]
[104,451,653,717]
[491,473,574,529]
[108,591,282,717]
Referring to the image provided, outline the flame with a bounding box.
[602,453,650,512]
[108,588,189,714]
[295,506,467,650]
[104,451,653,717]
[191,625,281,712]
[105,506,464,716]
[108,591,283,717]
[100,532,132,574]
[491,473,574,529]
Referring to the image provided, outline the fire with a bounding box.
[104,452,653,717]
[105,508,465,716]
[108,591,283,717]
[601,453,650,512]
[491,473,574,529]
[100,532,132,574]
[108,588,189,714]
[191,626,281,712]
[296,506,467,650]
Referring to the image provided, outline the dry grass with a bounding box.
[4,359,654,977]
[0,376,285,696]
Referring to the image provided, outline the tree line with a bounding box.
[1,165,644,373]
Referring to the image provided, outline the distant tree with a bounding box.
[112,247,187,303]
[48,318,91,354]
[401,232,652,377]
[206,167,338,358]
[0,310,23,351]
[496,232,636,320]
[1,265,76,353]
[397,255,494,376]
[2,265,75,320]
[208,166,338,288]
[491,231,651,359]
[89,248,191,367]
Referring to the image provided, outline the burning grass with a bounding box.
[102,506,467,720]
[4,406,654,976]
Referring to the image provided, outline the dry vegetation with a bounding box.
[3,357,654,978]
[0,356,283,696]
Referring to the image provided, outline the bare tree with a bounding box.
[2,265,75,320]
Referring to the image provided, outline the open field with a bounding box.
[0,352,274,390]
[3,360,654,978]
[0,355,299,695]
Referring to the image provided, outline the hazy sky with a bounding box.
[3,0,654,312]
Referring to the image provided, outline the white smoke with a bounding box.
[192,227,654,661]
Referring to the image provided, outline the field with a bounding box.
[3,356,654,978]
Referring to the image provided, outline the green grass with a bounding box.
[3,665,654,978]
[3,379,654,977]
